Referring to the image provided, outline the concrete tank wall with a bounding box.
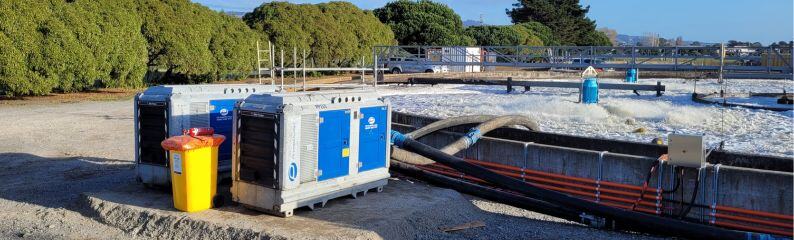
[391,114,793,219]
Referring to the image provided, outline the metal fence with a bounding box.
[374,45,793,79]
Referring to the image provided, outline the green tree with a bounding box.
[321,2,396,65]
[514,22,558,46]
[137,0,216,83]
[0,31,37,96]
[465,25,542,46]
[598,27,618,46]
[0,0,260,96]
[0,1,58,96]
[0,0,102,94]
[245,1,394,68]
[374,0,473,46]
[209,16,260,80]
[582,30,611,46]
[507,0,609,46]
[61,0,148,89]
[135,0,259,84]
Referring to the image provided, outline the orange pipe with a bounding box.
[420,165,663,211]
[488,168,662,207]
[716,206,794,222]
[466,159,660,193]
[415,163,793,233]
[537,181,659,209]
[427,164,663,207]
[434,164,658,201]
[433,162,663,201]
[713,213,793,229]
[464,160,794,223]
[714,221,793,237]
[597,201,659,215]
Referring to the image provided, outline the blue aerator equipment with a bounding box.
[579,66,600,104]
[625,68,638,83]
[581,78,599,104]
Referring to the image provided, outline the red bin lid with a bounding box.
[161,134,226,151]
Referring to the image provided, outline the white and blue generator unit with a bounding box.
[231,89,390,217]
[134,84,276,187]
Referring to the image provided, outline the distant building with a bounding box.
[726,46,757,56]
[463,19,483,27]
[426,47,483,73]
[222,11,247,18]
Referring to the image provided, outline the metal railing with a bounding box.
[374,45,794,79]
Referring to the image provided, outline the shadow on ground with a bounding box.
[0,153,654,240]
[0,153,135,210]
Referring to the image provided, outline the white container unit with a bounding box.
[134,84,276,187]
[439,47,482,73]
[231,89,390,217]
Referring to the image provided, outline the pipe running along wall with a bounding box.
[390,131,780,239]
[390,161,590,226]
[392,115,784,236]
[390,113,793,236]
[416,160,793,236]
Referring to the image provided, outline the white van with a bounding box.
[383,57,449,74]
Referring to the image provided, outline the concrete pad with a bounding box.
[81,179,486,239]
[80,178,661,240]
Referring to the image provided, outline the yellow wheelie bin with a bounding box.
[161,133,225,212]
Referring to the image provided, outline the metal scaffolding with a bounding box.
[256,42,386,91]
[256,41,275,85]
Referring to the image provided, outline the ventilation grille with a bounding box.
[237,111,279,189]
[299,114,318,183]
[137,102,169,166]
[189,102,209,127]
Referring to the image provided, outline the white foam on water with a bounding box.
[379,78,794,157]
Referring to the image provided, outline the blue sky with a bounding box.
[193,0,793,44]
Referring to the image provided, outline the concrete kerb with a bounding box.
[76,179,544,240]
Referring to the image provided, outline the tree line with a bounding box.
[372,0,604,47]
[0,0,259,96]
[1,0,611,96]
[244,1,395,68]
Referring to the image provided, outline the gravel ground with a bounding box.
[0,101,136,239]
[0,99,664,239]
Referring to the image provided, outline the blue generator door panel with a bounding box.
[358,106,388,172]
[209,99,237,161]
[318,109,350,181]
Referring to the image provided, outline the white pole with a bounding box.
[719,43,726,133]
[361,56,365,86]
[373,48,378,89]
[293,46,297,85]
[280,49,284,90]
[269,41,275,86]
[302,49,306,91]
[256,41,262,84]
[719,43,725,85]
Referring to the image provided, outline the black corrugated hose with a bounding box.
[390,161,586,225]
[390,130,784,240]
